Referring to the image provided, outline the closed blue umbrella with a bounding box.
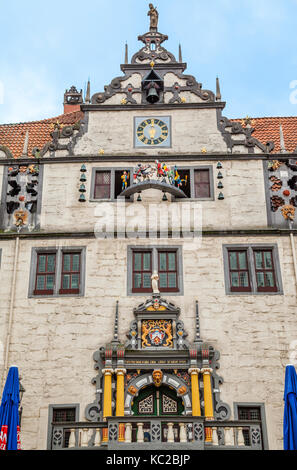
[284,364,297,450]
[0,366,21,450]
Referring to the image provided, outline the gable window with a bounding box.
[91,167,132,201]
[223,244,282,295]
[174,166,214,200]
[29,247,86,297]
[194,169,211,198]
[128,246,183,295]
[94,171,111,199]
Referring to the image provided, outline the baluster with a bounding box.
[212,427,219,446]
[167,423,175,443]
[137,423,144,443]
[81,428,89,447]
[125,423,132,443]
[94,428,102,447]
[237,427,245,447]
[179,423,187,443]
[224,427,235,446]
[68,428,76,448]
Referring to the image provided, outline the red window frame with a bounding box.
[59,252,81,295]
[228,250,251,293]
[94,171,111,199]
[158,250,179,293]
[34,253,56,295]
[253,249,277,292]
[132,251,152,293]
[194,169,210,198]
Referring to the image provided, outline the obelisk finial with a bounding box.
[280,124,287,154]
[216,76,222,101]
[85,79,91,104]
[112,301,120,344]
[194,301,203,344]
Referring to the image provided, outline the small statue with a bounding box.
[121,171,129,190]
[148,4,159,31]
[151,271,160,294]
[174,166,188,189]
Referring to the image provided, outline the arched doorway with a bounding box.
[131,384,184,442]
[132,384,184,417]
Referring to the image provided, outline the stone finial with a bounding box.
[85,80,91,104]
[125,43,129,64]
[112,301,120,344]
[280,124,287,154]
[21,130,29,158]
[179,44,183,63]
[216,77,222,101]
[194,300,203,344]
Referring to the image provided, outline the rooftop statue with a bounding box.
[148,4,159,31]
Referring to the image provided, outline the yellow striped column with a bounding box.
[201,367,214,442]
[188,368,201,416]
[115,368,126,442]
[102,368,114,442]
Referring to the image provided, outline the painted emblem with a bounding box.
[142,320,173,348]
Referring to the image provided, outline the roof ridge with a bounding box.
[231,116,297,121]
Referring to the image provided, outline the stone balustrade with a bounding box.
[51,418,262,450]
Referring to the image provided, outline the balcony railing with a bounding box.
[51,418,263,450]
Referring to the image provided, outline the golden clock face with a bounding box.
[136,118,169,146]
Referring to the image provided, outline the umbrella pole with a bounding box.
[1,236,20,393]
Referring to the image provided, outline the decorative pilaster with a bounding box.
[115,368,126,442]
[188,368,201,416]
[201,367,214,443]
[102,368,114,420]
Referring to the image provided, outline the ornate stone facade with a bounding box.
[0,6,296,451]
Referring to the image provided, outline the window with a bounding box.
[29,247,86,297]
[234,403,268,450]
[94,171,111,199]
[158,251,178,292]
[34,252,56,295]
[60,252,81,294]
[128,246,183,295]
[91,167,132,200]
[223,245,282,295]
[132,251,152,293]
[194,169,211,198]
[48,404,79,450]
[178,166,214,200]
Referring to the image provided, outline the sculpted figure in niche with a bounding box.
[148,4,159,31]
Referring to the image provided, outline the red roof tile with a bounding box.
[0,110,84,158]
[232,116,297,154]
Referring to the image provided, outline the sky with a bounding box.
[0,0,297,124]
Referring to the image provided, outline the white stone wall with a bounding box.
[74,108,228,156]
[0,234,296,450]
[39,159,268,233]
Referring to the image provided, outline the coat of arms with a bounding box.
[142,320,173,348]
